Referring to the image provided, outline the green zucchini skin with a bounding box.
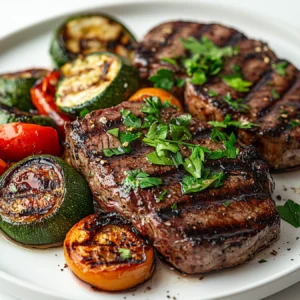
[0,103,56,128]
[56,52,139,116]
[0,155,94,246]
[50,14,136,67]
[0,69,48,111]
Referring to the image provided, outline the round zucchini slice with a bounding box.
[0,103,56,128]
[55,52,139,116]
[50,14,136,67]
[0,69,48,111]
[0,155,94,247]
[64,213,155,291]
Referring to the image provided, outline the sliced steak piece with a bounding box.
[135,21,300,171]
[65,101,280,275]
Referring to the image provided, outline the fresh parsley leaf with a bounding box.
[145,122,168,140]
[181,172,224,194]
[161,57,177,66]
[223,133,238,159]
[119,131,142,144]
[183,146,205,178]
[171,203,178,210]
[171,151,184,167]
[181,36,235,58]
[107,128,119,137]
[222,74,252,92]
[208,114,259,129]
[258,259,267,264]
[210,128,229,143]
[121,109,142,128]
[171,114,192,127]
[272,61,288,76]
[271,88,280,100]
[149,68,175,91]
[290,119,300,128]
[141,96,170,118]
[146,151,174,166]
[156,190,168,202]
[79,108,90,117]
[208,90,219,97]
[190,72,207,85]
[277,199,300,228]
[176,78,186,87]
[103,145,131,157]
[223,201,230,207]
[122,169,162,192]
[118,248,131,260]
[223,93,249,112]
[169,124,192,141]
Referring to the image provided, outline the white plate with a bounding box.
[1,1,300,299]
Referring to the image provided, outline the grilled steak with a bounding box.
[65,101,280,274]
[134,21,300,171]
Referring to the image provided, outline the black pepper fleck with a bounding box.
[276,195,282,200]
[287,248,291,251]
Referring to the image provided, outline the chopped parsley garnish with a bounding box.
[79,108,90,117]
[222,67,252,92]
[149,69,183,91]
[121,109,142,128]
[208,90,219,97]
[271,88,280,100]
[272,61,288,76]
[277,199,300,228]
[223,93,249,112]
[181,172,225,194]
[160,57,177,66]
[208,114,258,129]
[107,128,119,137]
[181,37,236,86]
[183,146,205,178]
[258,259,267,264]
[103,145,131,157]
[210,128,229,143]
[290,119,300,128]
[119,131,142,144]
[223,201,230,207]
[171,203,178,210]
[141,96,171,118]
[9,184,17,193]
[122,169,162,192]
[118,248,131,260]
[156,190,168,202]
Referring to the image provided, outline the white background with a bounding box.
[0,0,300,299]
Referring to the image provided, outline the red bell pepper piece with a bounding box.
[30,71,71,137]
[0,123,62,161]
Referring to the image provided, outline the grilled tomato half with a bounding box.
[64,213,154,291]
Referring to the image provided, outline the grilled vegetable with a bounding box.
[0,69,48,111]
[64,213,154,291]
[0,155,94,246]
[56,52,139,116]
[0,159,8,176]
[0,103,56,128]
[0,123,61,161]
[30,71,71,137]
[129,87,184,112]
[50,14,136,67]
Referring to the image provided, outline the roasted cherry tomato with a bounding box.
[0,158,8,176]
[64,213,154,291]
[129,87,184,112]
[0,123,62,161]
[30,71,71,137]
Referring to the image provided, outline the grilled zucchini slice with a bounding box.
[0,103,56,128]
[0,69,48,111]
[50,14,136,67]
[0,155,94,247]
[56,52,139,116]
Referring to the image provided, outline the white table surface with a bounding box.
[1,0,300,299]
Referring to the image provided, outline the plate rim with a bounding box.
[0,1,300,299]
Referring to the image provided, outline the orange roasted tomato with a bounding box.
[129,87,184,112]
[64,213,154,291]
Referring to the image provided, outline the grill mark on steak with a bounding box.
[65,101,280,274]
